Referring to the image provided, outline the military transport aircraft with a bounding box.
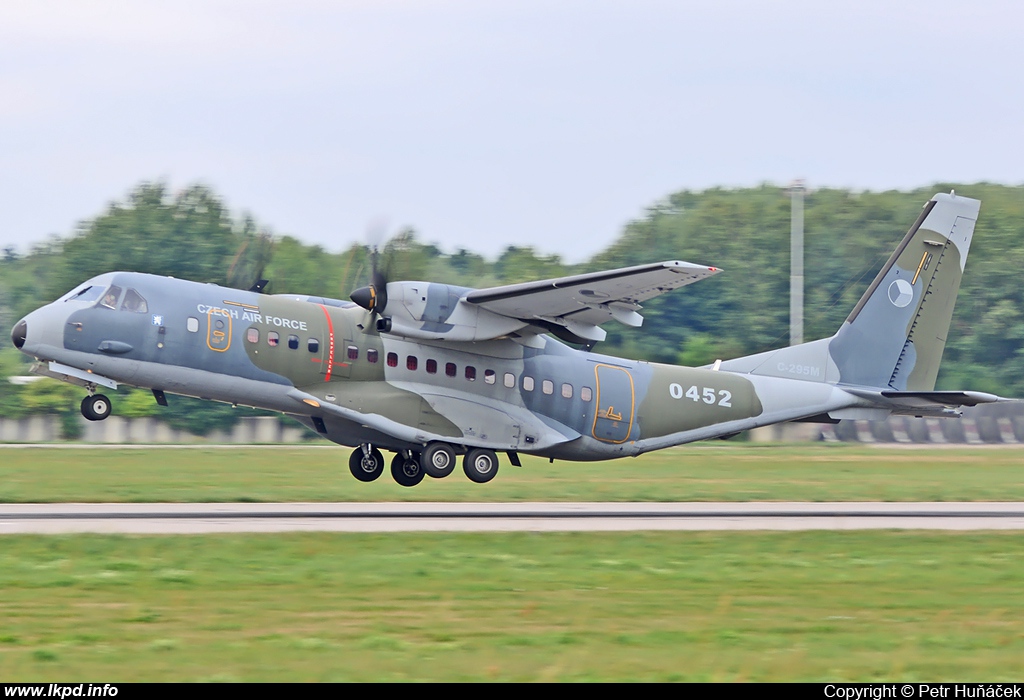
[10,192,1007,486]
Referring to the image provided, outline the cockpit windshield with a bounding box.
[58,280,145,312]
[99,285,123,310]
[120,288,148,313]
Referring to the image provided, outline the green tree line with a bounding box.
[2,180,1022,437]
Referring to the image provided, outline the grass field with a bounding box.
[1,532,1023,681]
[2,445,1022,681]
[0,443,1022,503]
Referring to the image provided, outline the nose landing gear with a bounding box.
[81,394,112,421]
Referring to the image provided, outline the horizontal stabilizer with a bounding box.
[845,387,1010,410]
[878,390,1005,407]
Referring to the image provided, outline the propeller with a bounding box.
[350,220,394,332]
[350,247,389,315]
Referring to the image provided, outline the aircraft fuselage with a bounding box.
[15,271,815,462]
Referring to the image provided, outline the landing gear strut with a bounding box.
[81,394,112,422]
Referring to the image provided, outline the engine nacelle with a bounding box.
[378,281,527,342]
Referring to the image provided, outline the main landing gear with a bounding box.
[391,451,424,487]
[348,445,385,482]
[81,394,112,421]
[463,448,499,483]
[347,442,501,487]
[421,442,456,478]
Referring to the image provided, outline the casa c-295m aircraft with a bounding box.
[10,192,1008,486]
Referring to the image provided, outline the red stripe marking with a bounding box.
[317,304,335,381]
[311,359,349,368]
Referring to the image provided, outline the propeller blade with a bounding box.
[349,221,396,317]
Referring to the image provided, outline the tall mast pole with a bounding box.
[789,180,805,346]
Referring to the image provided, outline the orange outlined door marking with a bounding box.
[206,310,231,352]
[592,364,635,443]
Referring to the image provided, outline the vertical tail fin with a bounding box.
[827,192,980,390]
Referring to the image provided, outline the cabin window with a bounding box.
[367,348,379,363]
[288,335,299,349]
[308,338,319,353]
[120,288,148,313]
[523,376,534,391]
[484,369,496,385]
[267,331,280,347]
[246,327,260,344]
[581,387,593,402]
[446,362,457,377]
[99,285,123,310]
[503,372,515,388]
[426,359,438,374]
[387,352,398,367]
[465,366,476,381]
[542,379,554,395]
[561,383,573,399]
[187,317,199,333]
[347,345,358,361]
[407,355,418,371]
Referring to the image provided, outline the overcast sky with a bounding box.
[2,0,1022,262]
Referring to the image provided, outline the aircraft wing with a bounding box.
[464,260,720,343]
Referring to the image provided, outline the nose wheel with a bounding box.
[81,394,112,421]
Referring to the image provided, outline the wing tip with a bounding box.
[666,260,722,274]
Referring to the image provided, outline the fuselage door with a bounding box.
[206,309,232,352]
[336,337,353,379]
[592,364,635,443]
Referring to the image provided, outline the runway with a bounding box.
[3,502,1024,533]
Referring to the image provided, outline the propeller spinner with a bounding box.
[350,271,388,314]
[350,241,390,324]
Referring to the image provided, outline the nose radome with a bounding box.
[11,319,27,349]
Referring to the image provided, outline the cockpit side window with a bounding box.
[99,285,123,310]
[64,286,105,303]
[120,288,148,313]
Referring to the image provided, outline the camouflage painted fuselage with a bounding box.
[23,271,774,459]
[14,192,990,462]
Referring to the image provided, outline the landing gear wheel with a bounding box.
[421,442,457,478]
[391,451,424,487]
[81,394,112,422]
[463,448,499,484]
[349,446,384,482]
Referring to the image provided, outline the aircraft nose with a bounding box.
[11,319,27,349]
